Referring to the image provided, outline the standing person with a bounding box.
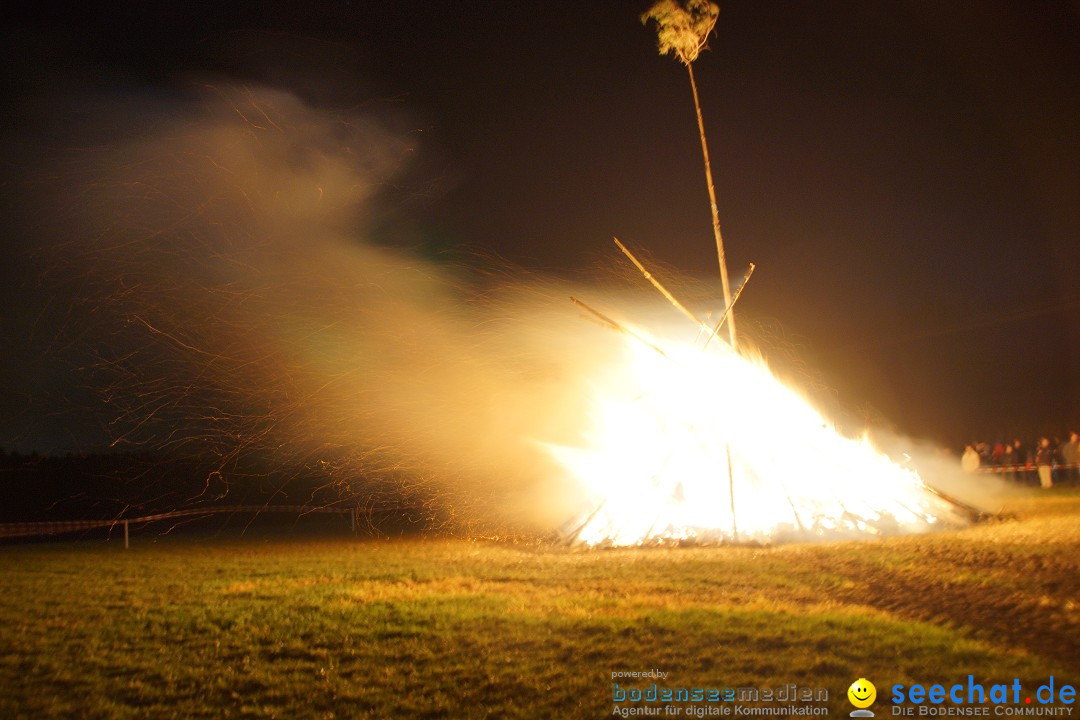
[1013,439,1030,485]
[1035,437,1055,490]
[1000,443,1016,483]
[962,444,981,473]
[992,440,1006,466]
[1061,431,1079,483]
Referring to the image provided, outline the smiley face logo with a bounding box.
[848,678,877,709]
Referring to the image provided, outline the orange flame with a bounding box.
[548,324,966,546]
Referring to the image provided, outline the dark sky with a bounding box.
[1,0,1077,451]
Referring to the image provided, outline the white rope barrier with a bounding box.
[975,463,1080,474]
[0,503,415,545]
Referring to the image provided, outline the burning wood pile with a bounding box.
[550,239,973,547]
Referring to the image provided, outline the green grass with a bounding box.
[2,489,1079,719]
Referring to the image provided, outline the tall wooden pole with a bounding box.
[726,447,737,541]
[688,62,739,538]
[687,63,737,350]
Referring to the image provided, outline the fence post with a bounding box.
[123,519,129,549]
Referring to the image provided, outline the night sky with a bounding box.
[1,1,1077,452]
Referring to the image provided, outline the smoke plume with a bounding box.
[31,84,641,532]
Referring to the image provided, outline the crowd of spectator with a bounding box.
[961,432,1079,489]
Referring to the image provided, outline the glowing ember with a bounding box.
[549,323,968,546]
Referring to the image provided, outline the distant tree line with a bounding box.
[0,450,362,524]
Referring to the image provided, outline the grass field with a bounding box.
[1,490,1078,719]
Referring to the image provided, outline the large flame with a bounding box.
[549,322,966,546]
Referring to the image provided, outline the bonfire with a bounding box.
[549,1,974,546]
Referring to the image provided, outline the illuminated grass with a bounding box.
[1,490,1077,719]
